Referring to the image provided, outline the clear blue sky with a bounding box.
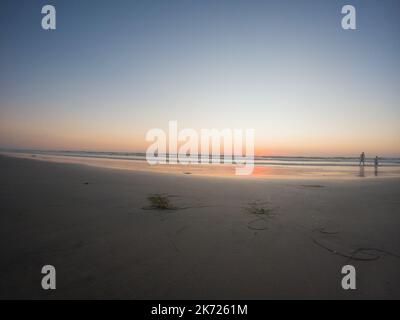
[1,0,399,156]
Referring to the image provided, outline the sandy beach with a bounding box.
[0,154,399,299]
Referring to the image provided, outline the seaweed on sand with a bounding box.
[143,194,178,211]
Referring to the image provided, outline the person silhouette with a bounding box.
[359,152,365,166]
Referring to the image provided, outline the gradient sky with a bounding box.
[1,0,399,156]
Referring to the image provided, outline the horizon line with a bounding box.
[1,147,399,159]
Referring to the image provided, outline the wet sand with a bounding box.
[0,154,400,299]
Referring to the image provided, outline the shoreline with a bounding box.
[2,151,400,181]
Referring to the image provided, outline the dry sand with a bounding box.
[0,154,400,299]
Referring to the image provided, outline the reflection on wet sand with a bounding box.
[359,166,365,177]
[357,164,381,178]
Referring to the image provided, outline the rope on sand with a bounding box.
[313,227,339,235]
[247,217,269,230]
[142,204,218,211]
[311,236,400,262]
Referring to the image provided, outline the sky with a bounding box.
[0,0,399,156]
